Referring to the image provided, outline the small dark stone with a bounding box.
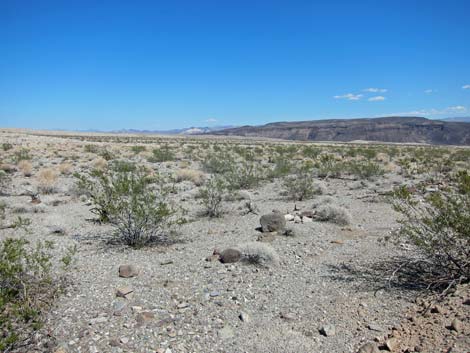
[119,265,139,278]
[220,248,241,263]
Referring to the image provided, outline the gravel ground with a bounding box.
[0,131,465,353]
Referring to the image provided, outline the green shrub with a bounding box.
[202,152,234,174]
[131,145,146,154]
[0,238,70,351]
[269,156,293,179]
[392,178,470,290]
[346,160,384,180]
[2,143,13,152]
[197,176,228,217]
[13,149,31,163]
[0,170,9,194]
[75,166,176,247]
[315,154,342,178]
[282,163,319,201]
[99,148,115,161]
[148,145,175,162]
[84,144,100,153]
[111,160,137,173]
[302,145,321,159]
[225,160,264,190]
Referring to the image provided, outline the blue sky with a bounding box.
[1,0,469,130]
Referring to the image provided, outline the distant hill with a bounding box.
[440,117,470,123]
[81,126,236,135]
[209,116,470,145]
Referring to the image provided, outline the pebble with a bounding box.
[116,286,133,299]
[239,311,251,323]
[118,264,139,278]
[319,324,336,337]
[450,318,462,332]
[368,323,384,332]
[357,342,380,353]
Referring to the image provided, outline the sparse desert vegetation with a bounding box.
[0,129,469,353]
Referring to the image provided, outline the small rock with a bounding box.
[177,302,190,309]
[239,311,251,323]
[219,248,241,263]
[109,339,120,347]
[118,264,139,278]
[131,306,142,312]
[53,347,68,353]
[319,324,336,337]
[357,342,380,353]
[206,254,220,262]
[136,311,155,324]
[116,286,133,299]
[260,213,286,232]
[283,228,296,237]
[284,214,295,221]
[120,337,129,344]
[367,323,384,332]
[294,215,302,223]
[280,312,296,322]
[112,300,127,315]
[302,216,313,223]
[385,337,399,351]
[89,316,108,325]
[257,233,276,243]
[450,318,462,332]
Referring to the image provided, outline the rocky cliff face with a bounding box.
[210,117,470,145]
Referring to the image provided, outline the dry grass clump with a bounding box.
[176,169,205,186]
[37,168,58,194]
[237,242,280,267]
[92,157,108,171]
[17,160,33,177]
[58,162,73,175]
[315,204,352,225]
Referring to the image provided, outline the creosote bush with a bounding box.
[392,177,470,290]
[198,176,228,217]
[75,165,176,247]
[0,238,71,351]
[282,163,320,201]
[148,146,175,163]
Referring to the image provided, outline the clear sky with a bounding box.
[1,0,469,130]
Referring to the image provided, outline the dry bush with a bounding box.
[315,205,352,225]
[37,168,58,194]
[176,169,205,186]
[237,242,280,267]
[58,162,73,175]
[92,157,108,171]
[18,160,32,177]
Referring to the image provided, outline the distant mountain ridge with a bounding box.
[208,116,470,145]
[79,126,235,135]
[441,117,470,123]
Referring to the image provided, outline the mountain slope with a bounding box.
[209,116,470,145]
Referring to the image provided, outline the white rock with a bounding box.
[284,214,295,221]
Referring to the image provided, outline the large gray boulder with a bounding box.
[260,212,286,233]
